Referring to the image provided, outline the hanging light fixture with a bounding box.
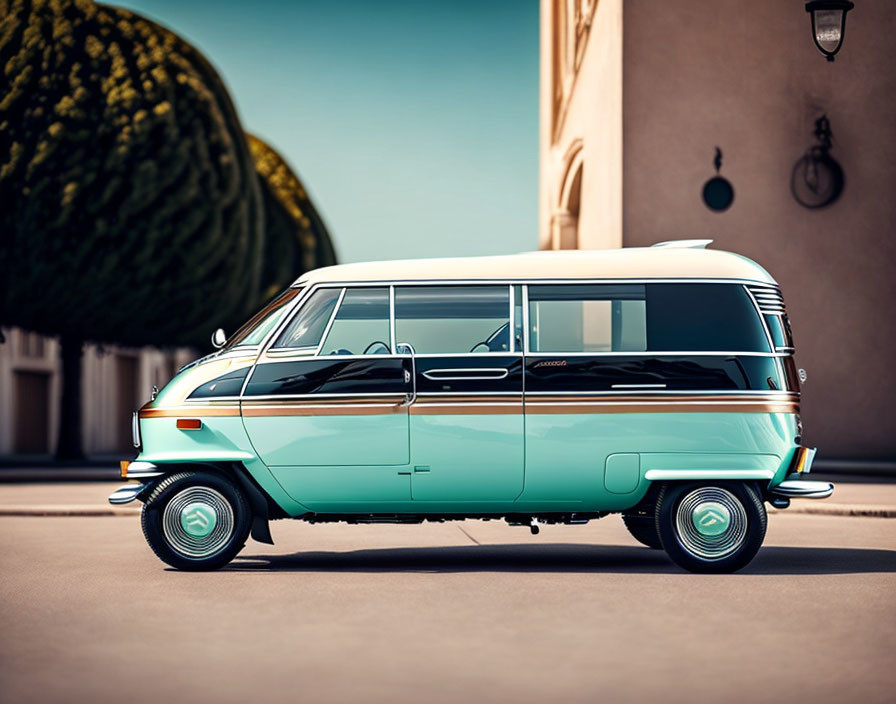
[805,1,854,62]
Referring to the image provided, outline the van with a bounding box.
[111,241,833,572]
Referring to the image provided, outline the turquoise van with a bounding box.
[111,241,833,573]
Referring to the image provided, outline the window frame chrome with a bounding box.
[255,278,789,362]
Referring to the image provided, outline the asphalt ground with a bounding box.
[1,508,894,704]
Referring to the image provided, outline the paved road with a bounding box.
[1,510,894,704]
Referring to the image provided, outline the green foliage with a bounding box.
[0,0,265,347]
[247,133,337,302]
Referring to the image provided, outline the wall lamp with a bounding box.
[805,1,854,61]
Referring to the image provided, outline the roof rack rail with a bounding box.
[651,239,714,249]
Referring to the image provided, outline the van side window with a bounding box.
[645,284,771,352]
[528,285,647,353]
[395,286,510,354]
[764,314,793,350]
[272,287,341,349]
[319,288,391,355]
[527,283,772,353]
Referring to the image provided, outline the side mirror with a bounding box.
[211,328,227,349]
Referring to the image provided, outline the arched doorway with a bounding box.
[551,142,583,250]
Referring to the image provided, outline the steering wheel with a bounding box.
[363,340,390,355]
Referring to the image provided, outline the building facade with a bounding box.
[0,327,194,456]
[540,0,896,458]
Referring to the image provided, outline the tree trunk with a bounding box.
[55,335,85,461]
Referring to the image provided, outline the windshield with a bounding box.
[224,288,302,349]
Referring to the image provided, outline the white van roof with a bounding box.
[294,245,777,287]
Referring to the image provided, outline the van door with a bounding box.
[241,286,412,510]
[395,285,525,504]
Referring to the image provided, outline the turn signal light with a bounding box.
[176,418,202,430]
[120,460,130,479]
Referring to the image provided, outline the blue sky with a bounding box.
[117,0,539,264]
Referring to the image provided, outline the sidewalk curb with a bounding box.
[769,504,896,518]
[0,505,140,517]
[1,504,894,518]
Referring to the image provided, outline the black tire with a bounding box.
[141,470,251,571]
[621,513,663,549]
[655,482,767,573]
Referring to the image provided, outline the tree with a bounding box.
[247,133,337,302]
[0,0,266,458]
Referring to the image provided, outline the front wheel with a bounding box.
[141,471,251,570]
[655,482,766,573]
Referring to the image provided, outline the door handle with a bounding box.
[422,368,509,381]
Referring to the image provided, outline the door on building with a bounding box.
[13,371,50,454]
[116,354,139,451]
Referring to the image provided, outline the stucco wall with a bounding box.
[622,0,896,457]
[540,0,623,251]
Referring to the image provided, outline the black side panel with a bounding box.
[525,355,781,392]
[188,367,250,399]
[245,358,407,396]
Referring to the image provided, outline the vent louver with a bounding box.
[747,286,785,314]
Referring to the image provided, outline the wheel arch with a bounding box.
[139,461,282,544]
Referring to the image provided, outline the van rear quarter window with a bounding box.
[528,283,771,353]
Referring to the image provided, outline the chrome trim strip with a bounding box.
[242,404,406,417]
[253,350,792,361]
[314,287,347,356]
[237,390,798,401]
[611,383,667,389]
[524,350,791,357]
[509,284,516,353]
[295,277,779,287]
[140,407,241,418]
[525,389,798,398]
[645,469,775,481]
[526,401,798,414]
[389,285,396,353]
[252,352,524,364]
[265,346,317,357]
[242,392,518,400]
[522,284,531,354]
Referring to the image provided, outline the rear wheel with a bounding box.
[655,482,766,573]
[141,471,251,570]
[621,513,662,549]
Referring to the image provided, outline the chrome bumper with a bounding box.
[108,462,166,505]
[770,474,834,500]
[109,483,147,505]
[121,461,164,479]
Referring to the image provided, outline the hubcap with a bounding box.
[162,486,234,559]
[674,487,748,560]
[180,502,218,538]
[691,501,731,537]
